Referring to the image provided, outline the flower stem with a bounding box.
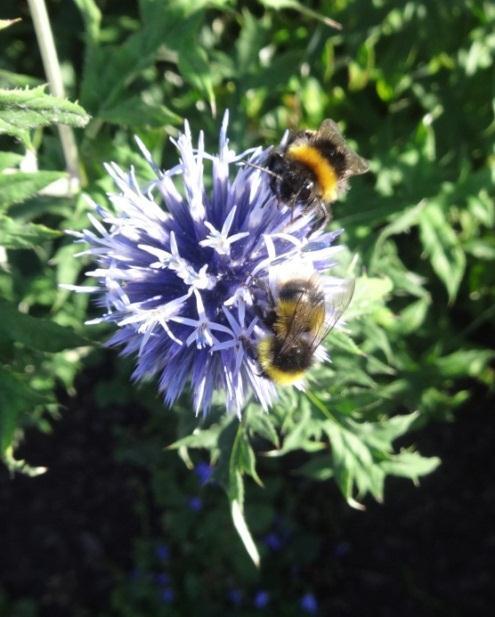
[27,0,81,186]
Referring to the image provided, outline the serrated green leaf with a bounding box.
[276,401,321,456]
[0,171,65,212]
[0,69,41,89]
[307,391,434,506]
[168,421,226,451]
[381,451,441,480]
[419,202,466,301]
[0,215,61,248]
[230,425,262,486]
[246,407,279,447]
[0,366,48,454]
[0,299,88,352]
[0,87,90,137]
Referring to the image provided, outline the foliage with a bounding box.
[0,0,493,581]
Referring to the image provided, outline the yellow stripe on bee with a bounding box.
[274,299,325,338]
[287,143,338,202]
[257,337,306,385]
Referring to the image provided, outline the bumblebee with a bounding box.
[265,119,368,229]
[256,268,355,385]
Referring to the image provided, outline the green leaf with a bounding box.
[0,17,21,31]
[347,275,393,320]
[257,0,342,30]
[0,171,65,212]
[275,399,323,456]
[177,43,216,114]
[0,366,47,454]
[79,3,205,115]
[306,392,435,507]
[246,406,279,447]
[99,97,181,128]
[435,349,495,379]
[327,330,366,356]
[230,425,262,486]
[0,299,88,352]
[228,423,261,567]
[372,200,426,266]
[167,420,228,451]
[393,298,429,334]
[2,446,48,476]
[0,152,23,171]
[419,202,466,301]
[381,451,441,481]
[235,9,266,78]
[0,69,41,89]
[231,499,260,568]
[0,214,61,248]
[72,0,101,44]
[295,455,334,481]
[0,86,90,137]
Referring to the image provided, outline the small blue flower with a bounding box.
[194,461,213,485]
[263,531,283,551]
[227,588,243,606]
[155,544,170,562]
[334,540,351,558]
[160,587,174,604]
[253,590,270,609]
[187,496,203,511]
[155,572,171,587]
[300,592,318,614]
[68,112,347,415]
[129,567,142,581]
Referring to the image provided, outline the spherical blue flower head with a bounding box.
[68,112,345,416]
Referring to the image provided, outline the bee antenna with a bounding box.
[238,160,281,180]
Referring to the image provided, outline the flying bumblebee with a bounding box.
[263,119,368,230]
[255,267,355,385]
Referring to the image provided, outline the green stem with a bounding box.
[27,0,81,185]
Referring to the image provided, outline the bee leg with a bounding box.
[308,200,330,234]
[246,275,276,324]
[240,335,265,377]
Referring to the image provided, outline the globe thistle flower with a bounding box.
[67,112,348,416]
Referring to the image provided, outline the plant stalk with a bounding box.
[27,0,81,185]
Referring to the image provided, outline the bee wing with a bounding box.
[309,277,355,350]
[278,274,325,353]
[343,150,369,177]
[315,118,347,146]
[316,119,369,177]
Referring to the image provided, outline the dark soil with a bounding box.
[1,383,493,617]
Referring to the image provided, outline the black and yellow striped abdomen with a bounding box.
[286,142,339,203]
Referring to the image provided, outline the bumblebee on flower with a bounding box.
[67,112,356,416]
